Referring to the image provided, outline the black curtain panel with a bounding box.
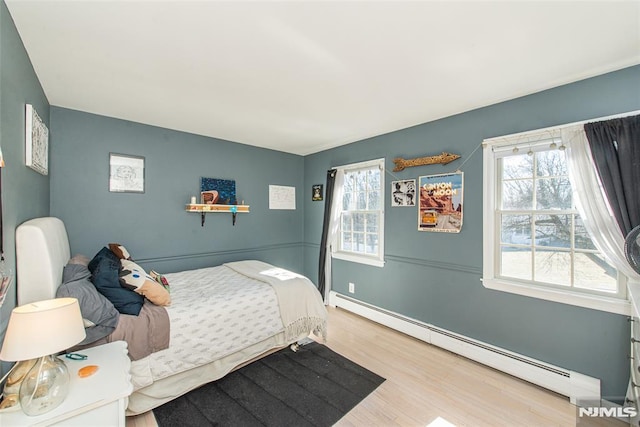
[318,169,337,300]
[584,115,640,236]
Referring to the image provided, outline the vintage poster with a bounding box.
[418,172,463,232]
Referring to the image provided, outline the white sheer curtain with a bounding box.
[563,125,640,282]
[322,169,344,302]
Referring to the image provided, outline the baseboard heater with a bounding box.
[328,291,600,403]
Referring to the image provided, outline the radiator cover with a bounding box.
[329,291,600,404]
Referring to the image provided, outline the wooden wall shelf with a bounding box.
[185,204,250,226]
[186,204,250,213]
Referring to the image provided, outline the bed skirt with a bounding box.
[126,329,311,415]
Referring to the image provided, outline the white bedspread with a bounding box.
[131,264,284,389]
[129,262,327,391]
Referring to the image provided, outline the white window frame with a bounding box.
[332,158,385,268]
[483,133,629,316]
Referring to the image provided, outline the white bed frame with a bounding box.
[14,217,314,416]
[16,217,71,305]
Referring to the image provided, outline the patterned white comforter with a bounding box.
[131,264,285,388]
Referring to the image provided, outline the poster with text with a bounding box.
[418,172,463,232]
[269,185,296,210]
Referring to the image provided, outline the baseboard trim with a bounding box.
[328,291,600,403]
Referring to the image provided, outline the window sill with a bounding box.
[332,251,385,268]
[482,277,631,316]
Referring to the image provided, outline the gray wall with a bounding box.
[304,65,640,400]
[0,0,50,369]
[49,108,305,275]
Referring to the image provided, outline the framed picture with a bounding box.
[391,179,416,207]
[201,177,237,204]
[312,184,323,201]
[25,104,49,175]
[418,172,463,233]
[109,153,145,193]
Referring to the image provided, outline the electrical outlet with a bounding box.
[348,282,355,293]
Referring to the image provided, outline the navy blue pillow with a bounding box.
[88,247,120,272]
[89,247,143,316]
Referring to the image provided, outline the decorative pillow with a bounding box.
[58,263,120,345]
[150,270,171,293]
[68,254,90,266]
[108,243,131,260]
[89,247,144,316]
[120,259,171,306]
[88,246,120,272]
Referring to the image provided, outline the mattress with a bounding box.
[129,264,284,390]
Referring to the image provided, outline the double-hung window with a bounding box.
[332,158,385,267]
[483,135,626,314]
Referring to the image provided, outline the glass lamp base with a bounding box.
[19,355,70,416]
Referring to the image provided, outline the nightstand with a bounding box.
[0,341,132,427]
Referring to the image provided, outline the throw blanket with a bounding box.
[73,300,170,361]
[109,301,170,360]
[224,260,327,341]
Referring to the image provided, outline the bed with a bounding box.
[15,217,328,415]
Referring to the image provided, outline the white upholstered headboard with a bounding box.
[16,217,71,305]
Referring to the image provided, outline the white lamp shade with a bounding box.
[0,298,86,361]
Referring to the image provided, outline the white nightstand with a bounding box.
[0,341,132,427]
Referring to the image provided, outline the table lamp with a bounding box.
[0,298,86,416]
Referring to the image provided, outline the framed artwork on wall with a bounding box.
[201,177,237,204]
[25,104,49,175]
[418,172,463,232]
[312,184,323,201]
[109,153,145,193]
[391,179,416,207]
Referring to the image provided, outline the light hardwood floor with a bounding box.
[127,306,622,427]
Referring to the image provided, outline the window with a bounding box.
[483,136,627,314]
[332,158,385,267]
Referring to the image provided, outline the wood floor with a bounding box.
[127,306,618,427]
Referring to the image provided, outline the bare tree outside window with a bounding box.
[499,149,616,293]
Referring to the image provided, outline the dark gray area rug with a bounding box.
[153,342,385,427]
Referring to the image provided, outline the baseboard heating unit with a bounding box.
[328,291,600,403]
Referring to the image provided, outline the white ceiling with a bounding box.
[6,1,640,156]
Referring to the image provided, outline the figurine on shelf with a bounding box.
[201,190,219,204]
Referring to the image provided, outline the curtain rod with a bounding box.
[331,157,384,170]
[482,109,640,146]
